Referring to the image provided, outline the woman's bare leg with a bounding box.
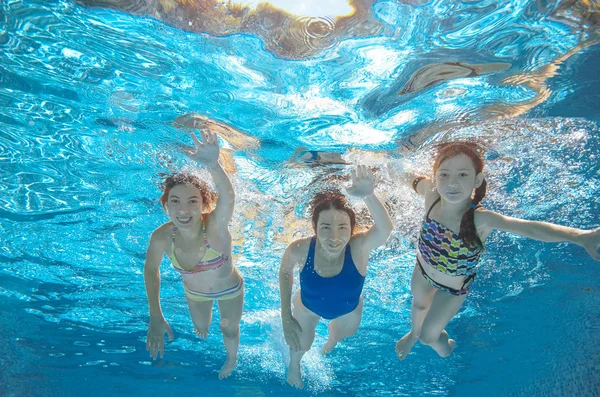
[321,296,364,354]
[287,290,321,389]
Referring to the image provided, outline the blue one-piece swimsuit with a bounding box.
[300,237,365,320]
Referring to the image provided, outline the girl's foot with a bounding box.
[194,327,208,339]
[395,332,418,360]
[218,356,237,379]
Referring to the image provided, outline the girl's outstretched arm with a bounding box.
[185,130,235,231]
[347,165,393,250]
[144,228,174,360]
[477,210,600,261]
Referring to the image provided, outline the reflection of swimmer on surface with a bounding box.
[394,142,600,361]
[396,43,599,152]
[76,0,388,60]
[289,146,349,166]
[173,112,260,174]
[362,60,510,117]
[144,129,243,379]
[551,0,600,31]
[279,166,393,389]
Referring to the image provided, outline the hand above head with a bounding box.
[580,227,600,261]
[347,165,374,199]
[146,317,174,360]
[281,313,303,352]
[184,130,220,167]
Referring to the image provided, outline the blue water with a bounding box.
[1,0,600,396]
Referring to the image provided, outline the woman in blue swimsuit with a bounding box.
[279,165,393,389]
[143,129,243,379]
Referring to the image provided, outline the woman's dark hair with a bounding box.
[433,142,487,249]
[159,172,217,212]
[310,189,356,235]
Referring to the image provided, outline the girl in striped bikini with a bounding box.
[395,142,600,360]
[143,129,243,379]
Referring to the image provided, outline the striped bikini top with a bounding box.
[418,197,482,277]
[170,225,228,275]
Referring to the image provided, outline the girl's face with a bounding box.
[166,184,203,229]
[316,208,352,255]
[435,154,484,204]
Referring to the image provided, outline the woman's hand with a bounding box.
[281,313,303,352]
[146,317,174,360]
[184,130,220,167]
[347,165,374,199]
[579,227,600,261]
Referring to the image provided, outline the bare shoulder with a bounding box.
[150,222,173,246]
[423,186,441,210]
[474,209,500,226]
[473,208,501,239]
[286,237,312,266]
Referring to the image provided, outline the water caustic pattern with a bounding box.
[1,0,600,396]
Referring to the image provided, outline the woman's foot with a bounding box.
[287,362,304,389]
[395,332,418,360]
[218,356,237,379]
[321,338,338,355]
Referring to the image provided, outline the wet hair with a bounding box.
[310,189,356,235]
[433,142,487,249]
[159,172,217,212]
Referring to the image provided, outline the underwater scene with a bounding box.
[1,0,600,396]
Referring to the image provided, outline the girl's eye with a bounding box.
[439,173,448,178]
[190,199,199,204]
[459,173,468,177]
[321,226,330,230]
[170,199,179,204]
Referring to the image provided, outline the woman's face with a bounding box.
[316,208,352,255]
[434,154,483,204]
[166,184,204,229]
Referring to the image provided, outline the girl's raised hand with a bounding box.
[347,165,374,199]
[580,227,600,261]
[184,130,220,167]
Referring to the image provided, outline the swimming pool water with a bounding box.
[1,1,600,396]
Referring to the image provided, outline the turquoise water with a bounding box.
[1,0,600,396]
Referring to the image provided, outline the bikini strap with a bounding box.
[426,197,442,218]
[202,225,211,249]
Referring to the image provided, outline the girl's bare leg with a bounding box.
[186,298,214,339]
[396,265,436,360]
[216,290,244,379]
[419,290,467,357]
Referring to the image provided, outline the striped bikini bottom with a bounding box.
[416,260,475,296]
[184,278,244,302]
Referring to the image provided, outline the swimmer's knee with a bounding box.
[220,321,240,339]
[413,301,431,312]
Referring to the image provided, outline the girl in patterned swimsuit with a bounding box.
[143,129,243,379]
[395,142,600,360]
